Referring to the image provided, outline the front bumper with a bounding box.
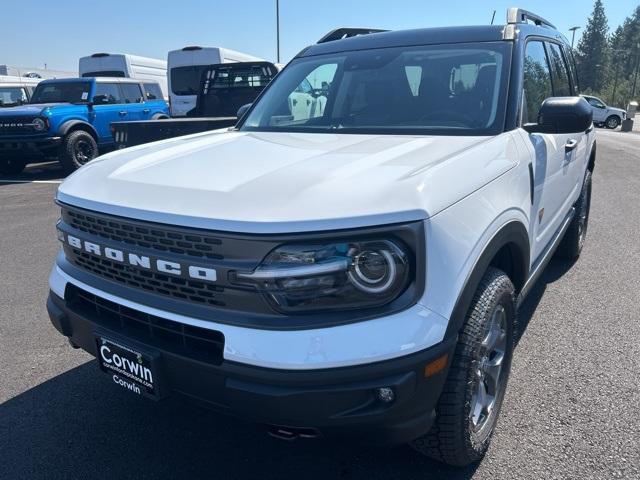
[47,287,456,444]
[0,135,61,155]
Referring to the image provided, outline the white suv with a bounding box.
[581,94,627,129]
[47,9,595,467]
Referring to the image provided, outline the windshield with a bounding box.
[0,87,28,107]
[241,42,511,135]
[31,82,92,104]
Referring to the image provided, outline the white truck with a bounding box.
[168,46,264,117]
[48,9,595,467]
[581,94,627,129]
[79,53,168,99]
[0,75,41,107]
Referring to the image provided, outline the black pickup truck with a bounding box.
[111,61,279,148]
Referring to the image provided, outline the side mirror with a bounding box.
[524,97,593,134]
[236,103,252,120]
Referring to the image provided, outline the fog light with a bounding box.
[375,387,395,403]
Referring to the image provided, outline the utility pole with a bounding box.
[569,26,581,49]
[276,0,280,63]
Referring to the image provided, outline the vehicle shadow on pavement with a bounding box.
[1,361,480,480]
[515,257,576,346]
[0,161,64,184]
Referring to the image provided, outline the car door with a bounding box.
[586,96,607,123]
[120,83,145,121]
[522,40,581,261]
[91,82,128,143]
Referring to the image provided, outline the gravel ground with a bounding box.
[0,131,638,479]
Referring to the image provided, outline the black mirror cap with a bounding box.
[236,103,252,121]
[525,96,593,134]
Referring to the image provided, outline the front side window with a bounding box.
[0,87,28,107]
[31,82,92,103]
[546,43,571,96]
[241,42,511,136]
[523,41,552,124]
[93,83,123,104]
[586,96,606,108]
[120,83,144,103]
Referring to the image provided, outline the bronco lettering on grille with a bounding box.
[59,232,218,283]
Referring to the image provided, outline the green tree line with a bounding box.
[576,1,640,108]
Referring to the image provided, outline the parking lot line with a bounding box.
[0,179,63,184]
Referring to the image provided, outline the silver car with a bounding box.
[581,95,627,129]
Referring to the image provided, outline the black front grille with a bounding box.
[66,284,224,365]
[72,249,226,307]
[63,207,224,260]
[0,116,37,135]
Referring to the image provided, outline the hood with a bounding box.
[0,103,72,116]
[608,106,626,115]
[58,130,518,233]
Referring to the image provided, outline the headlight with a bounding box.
[32,118,46,131]
[232,239,411,313]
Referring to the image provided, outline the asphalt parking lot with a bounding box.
[1,130,639,480]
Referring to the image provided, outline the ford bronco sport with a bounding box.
[47,8,595,466]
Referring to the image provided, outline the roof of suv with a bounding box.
[300,22,568,58]
[38,77,150,85]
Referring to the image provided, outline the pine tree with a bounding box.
[576,0,610,93]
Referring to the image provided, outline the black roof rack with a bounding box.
[506,7,556,29]
[317,28,388,44]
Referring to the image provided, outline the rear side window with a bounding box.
[121,83,144,103]
[93,83,124,104]
[143,83,164,100]
[546,43,572,96]
[523,41,552,124]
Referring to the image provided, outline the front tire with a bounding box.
[59,130,98,173]
[411,267,515,466]
[556,170,592,260]
[605,115,620,129]
[0,157,26,175]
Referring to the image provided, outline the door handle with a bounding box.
[564,139,578,151]
[118,111,127,116]
[142,108,150,114]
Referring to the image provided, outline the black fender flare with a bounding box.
[58,120,99,141]
[443,221,530,340]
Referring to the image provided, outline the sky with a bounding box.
[1,0,638,72]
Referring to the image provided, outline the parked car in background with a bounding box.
[79,53,168,99]
[0,77,168,174]
[168,46,264,117]
[0,75,41,107]
[581,94,626,129]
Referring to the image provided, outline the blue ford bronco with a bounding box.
[0,77,168,174]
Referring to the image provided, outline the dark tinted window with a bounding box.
[523,41,552,124]
[171,65,208,95]
[93,83,123,104]
[121,83,144,103]
[546,43,571,96]
[242,43,510,136]
[31,82,92,103]
[82,70,126,78]
[143,83,164,100]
